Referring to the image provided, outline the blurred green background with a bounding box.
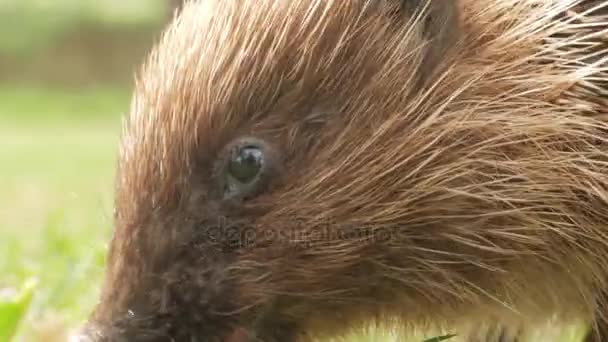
[0,1,175,340]
[0,1,591,341]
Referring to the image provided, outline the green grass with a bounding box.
[0,85,124,341]
[0,278,37,341]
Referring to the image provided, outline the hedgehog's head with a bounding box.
[76,0,606,341]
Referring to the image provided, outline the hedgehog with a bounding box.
[76,0,608,341]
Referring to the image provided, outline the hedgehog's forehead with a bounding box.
[128,0,396,146]
[147,2,393,95]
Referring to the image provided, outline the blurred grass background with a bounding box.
[0,1,591,341]
[0,1,171,340]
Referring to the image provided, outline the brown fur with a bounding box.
[78,0,608,341]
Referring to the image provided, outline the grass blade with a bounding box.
[422,334,457,342]
[0,278,38,342]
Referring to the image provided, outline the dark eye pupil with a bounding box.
[228,146,263,183]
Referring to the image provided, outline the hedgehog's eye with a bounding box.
[217,137,277,201]
[228,145,263,185]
